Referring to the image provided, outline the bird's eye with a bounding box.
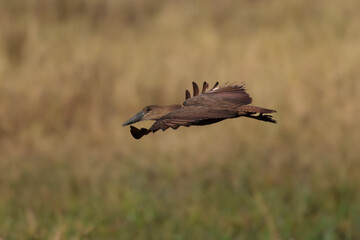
[144,106,152,112]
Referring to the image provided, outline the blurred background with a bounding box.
[0,0,359,239]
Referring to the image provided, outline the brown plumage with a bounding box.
[123,82,276,139]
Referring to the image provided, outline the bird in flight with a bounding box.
[123,82,276,139]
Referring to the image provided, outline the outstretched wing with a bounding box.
[149,105,237,133]
[183,82,252,107]
[150,82,253,133]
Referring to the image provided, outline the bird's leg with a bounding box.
[243,113,276,124]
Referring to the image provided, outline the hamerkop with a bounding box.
[123,82,276,139]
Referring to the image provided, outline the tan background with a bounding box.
[0,0,359,239]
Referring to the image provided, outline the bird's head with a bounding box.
[122,105,181,126]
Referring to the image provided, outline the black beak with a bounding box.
[122,111,145,126]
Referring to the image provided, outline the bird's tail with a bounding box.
[237,105,277,123]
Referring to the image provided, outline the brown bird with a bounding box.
[123,82,276,139]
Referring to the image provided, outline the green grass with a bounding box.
[1,156,358,239]
[0,0,360,239]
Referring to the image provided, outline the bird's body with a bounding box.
[123,82,276,139]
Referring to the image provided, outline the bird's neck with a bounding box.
[146,104,182,120]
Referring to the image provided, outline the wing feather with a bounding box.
[185,90,191,100]
[149,105,236,132]
[184,82,252,107]
[202,81,209,93]
[192,82,199,96]
[211,82,219,90]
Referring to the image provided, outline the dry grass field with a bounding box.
[0,0,360,239]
